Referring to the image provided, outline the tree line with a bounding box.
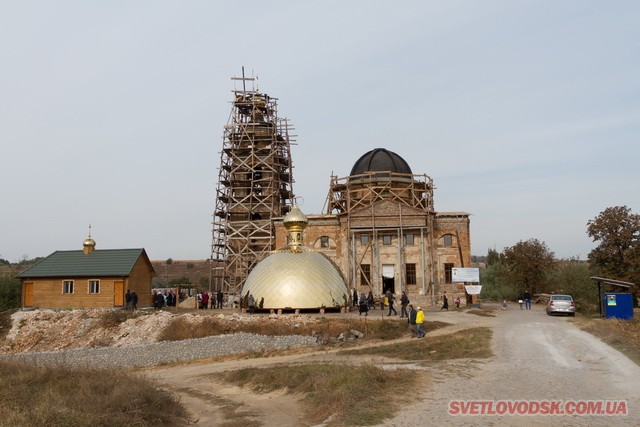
[1,206,638,312]
[480,205,640,311]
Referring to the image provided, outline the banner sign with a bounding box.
[452,267,480,283]
[465,285,483,295]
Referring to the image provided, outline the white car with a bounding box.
[546,294,576,316]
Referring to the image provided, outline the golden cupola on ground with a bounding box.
[240,205,349,311]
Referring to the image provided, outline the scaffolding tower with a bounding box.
[324,171,436,298]
[211,72,296,294]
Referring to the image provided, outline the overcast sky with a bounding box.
[1,1,639,263]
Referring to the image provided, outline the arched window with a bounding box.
[315,236,333,249]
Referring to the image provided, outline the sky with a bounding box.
[1,1,639,263]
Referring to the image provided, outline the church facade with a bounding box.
[273,148,471,306]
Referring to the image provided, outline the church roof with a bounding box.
[242,249,348,309]
[350,148,412,175]
[17,249,154,278]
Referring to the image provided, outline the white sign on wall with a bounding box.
[452,267,480,283]
[465,285,483,295]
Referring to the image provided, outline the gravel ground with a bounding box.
[0,332,318,368]
[384,304,640,426]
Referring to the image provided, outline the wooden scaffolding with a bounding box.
[211,72,296,294]
[324,171,437,300]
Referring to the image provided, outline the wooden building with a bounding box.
[17,237,155,309]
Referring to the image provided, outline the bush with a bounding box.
[0,275,20,311]
[479,263,518,301]
[548,259,599,313]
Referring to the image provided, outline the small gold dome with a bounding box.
[283,205,308,230]
[83,237,96,247]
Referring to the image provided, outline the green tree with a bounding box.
[586,205,640,284]
[0,275,20,311]
[479,261,516,301]
[169,277,191,286]
[503,239,556,294]
[486,248,504,266]
[547,258,598,312]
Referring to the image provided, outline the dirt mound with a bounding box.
[0,309,322,354]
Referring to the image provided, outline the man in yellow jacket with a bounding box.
[416,307,425,338]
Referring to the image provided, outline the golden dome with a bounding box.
[283,205,308,230]
[241,205,348,310]
[241,249,349,310]
[83,237,96,247]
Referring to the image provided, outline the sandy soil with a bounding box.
[141,309,495,426]
[5,306,638,426]
[142,306,640,426]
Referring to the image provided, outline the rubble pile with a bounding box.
[1,309,328,355]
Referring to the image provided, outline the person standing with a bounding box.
[131,291,138,310]
[125,289,132,310]
[407,304,417,337]
[358,292,368,316]
[201,291,209,309]
[386,290,397,316]
[524,289,532,310]
[416,306,425,338]
[367,291,375,309]
[353,288,358,307]
[217,289,224,309]
[248,293,255,314]
[400,291,409,318]
[441,292,449,311]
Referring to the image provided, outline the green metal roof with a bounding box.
[17,249,153,278]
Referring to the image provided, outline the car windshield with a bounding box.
[552,295,572,301]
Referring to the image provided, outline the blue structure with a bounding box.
[604,293,634,320]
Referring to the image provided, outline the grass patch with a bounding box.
[339,327,493,361]
[222,363,416,426]
[573,314,640,365]
[0,361,188,426]
[466,309,496,317]
[158,315,450,342]
[98,309,146,328]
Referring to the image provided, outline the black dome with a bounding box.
[350,148,412,176]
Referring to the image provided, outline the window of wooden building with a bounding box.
[63,280,74,294]
[89,280,100,294]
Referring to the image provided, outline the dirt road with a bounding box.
[146,305,640,426]
[386,304,640,426]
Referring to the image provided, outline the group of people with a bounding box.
[356,289,405,317]
[518,290,532,310]
[407,304,426,338]
[198,290,225,309]
[124,289,139,310]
